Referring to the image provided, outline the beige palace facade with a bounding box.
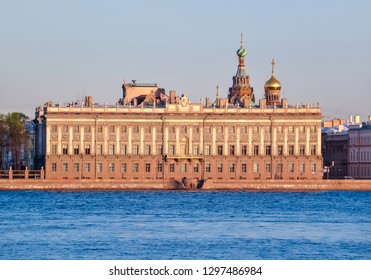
[34,37,323,181]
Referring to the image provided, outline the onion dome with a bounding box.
[264,59,281,91]
[237,46,246,57]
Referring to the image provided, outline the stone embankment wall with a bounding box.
[0,179,371,191]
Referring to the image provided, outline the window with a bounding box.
[265,126,271,134]
[74,145,79,155]
[97,125,103,133]
[229,163,235,172]
[121,163,127,173]
[145,163,151,172]
[288,163,294,173]
[181,162,187,173]
[157,145,163,155]
[229,145,235,155]
[169,163,175,173]
[217,145,223,155]
[311,163,317,173]
[193,163,199,173]
[121,126,127,133]
[241,145,247,155]
[310,126,317,133]
[109,125,115,133]
[311,145,316,155]
[289,145,294,155]
[300,145,305,155]
[265,163,271,173]
[85,163,90,173]
[74,162,79,172]
[169,145,175,155]
[277,145,283,155]
[73,126,79,133]
[206,163,211,172]
[205,126,211,133]
[145,145,151,155]
[62,145,68,155]
[253,163,259,173]
[254,145,259,155]
[52,163,57,172]
[51,125,57,133]
[299,126,305,133]
[97,163,103,173]
[97,144,103,155]
[133,145,139,155]
[133,125,139,133]
[241,126,248,134]
[62,125,68,133]
[217,126,223,133]
[157,126,163,133]
[277,163,283,173]
[265,145,271,156]
[109,144,115,155]
[299,163,305,173]
[62,162,68,172]
[229,126,235,134]
[241,163,247,173]
[288,126,294,133]
[193,145,199,155]
[253,126,259,134]
[181,126,187,133]
[109,163,115,172]
[205,145,211,155]
[157,162,163,173]
[217,163,223,173]
[84,126,91,133]
[85,145,90,155]
[121,144,127,155]
[145,126,151,133]
[277,126,283,134]
[133,163,139,172]
[51,145,57,155]
[194,126,199,133]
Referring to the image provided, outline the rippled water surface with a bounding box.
[0,190,370,259]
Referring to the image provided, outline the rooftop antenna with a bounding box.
[240,32,243,47]
[271,59,275,76]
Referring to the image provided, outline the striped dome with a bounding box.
[237,46,246,57]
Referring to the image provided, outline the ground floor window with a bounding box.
[229,163,235,172]
[253,163,259,173]
[97,163,103,173]
[145,163,151,172]
[170,163,175,173]
[277,163,283,173]
[181,162,187,173]
[311,163,317,173]
[85,162,90,173]
[265,163,271,173]
[289,162,294,173]
[74,162,79,172]
[300,163,305,173]
[109,163,115,172]
[157,162,163,173]
[52,163,57,172]
[241,163,247,173]
[121,163,127,173]
[217,163,223,173]
[133,163,139,172]
[193,163,199,173]
[206,163,211,172]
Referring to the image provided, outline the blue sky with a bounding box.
[1,0,370,120]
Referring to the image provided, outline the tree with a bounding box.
[2,113,30,170]
[0,114,6,170]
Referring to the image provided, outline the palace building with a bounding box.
[34,35,323,181]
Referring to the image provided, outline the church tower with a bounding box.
[264,59,282,106]
[228,33,255,106]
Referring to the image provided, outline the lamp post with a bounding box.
[324,161,335,179]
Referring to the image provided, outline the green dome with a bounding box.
[237,46,246,57]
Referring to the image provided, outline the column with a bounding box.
[199,125,204,154]
[80,124,84,154]
[317,125,321,155]
[236,126,241,156]
[283,127,288,155]
[46,124,51,155]
[128,126,132,154]
[57,125,62,155]
[260,126,264,156]
[224,125,228,155]
[272,126,277,155]
[294,126,299,155]
[68,126,73,155]
[103,125,108,155]
[305,126,310,155]
[189,126,193,155]
[152,125,156,155]
[91,124,95,155]
[164,125,169,154]
[115,125,120,154]
[140,126,144,154]
[212,125,216,155]
[248,126,252,155]
[175,126,180,155]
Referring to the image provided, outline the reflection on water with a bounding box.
[0,190,370,259]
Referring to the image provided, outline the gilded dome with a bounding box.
[264,75,281,91]
[264,59,281,91]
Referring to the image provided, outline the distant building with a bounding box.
[322,115,371,179]
[34,35,323,181]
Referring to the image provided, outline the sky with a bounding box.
[1,0,370,121]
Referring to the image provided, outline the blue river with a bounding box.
[0,190,370,259]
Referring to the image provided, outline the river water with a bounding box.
[0,190,370,259]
